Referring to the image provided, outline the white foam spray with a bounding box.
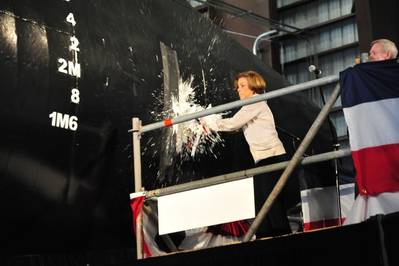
[171,76,224,160]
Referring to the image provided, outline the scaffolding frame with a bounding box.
[130,74,347,258]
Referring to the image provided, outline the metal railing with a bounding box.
[130,74,346,258]
[129,75,339,134]
[145,148,350,198]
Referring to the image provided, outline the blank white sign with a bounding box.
[158,178,255,235]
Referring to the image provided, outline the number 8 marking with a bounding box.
[71,88,80,104]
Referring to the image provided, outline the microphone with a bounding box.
[308,65,322,76]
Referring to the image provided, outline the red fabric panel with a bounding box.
[352,143,399,196]
[303,218,345,231]
[130,196,152,258]
[207,220,250,237]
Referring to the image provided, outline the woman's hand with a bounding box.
[200,115,219,131]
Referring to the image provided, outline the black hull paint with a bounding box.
[0,0,334,253]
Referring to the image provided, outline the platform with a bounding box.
[137,212,399,266]
[4,212,399,266]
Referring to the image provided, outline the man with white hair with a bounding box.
[369,39,398,61]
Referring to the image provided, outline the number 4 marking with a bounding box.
[66,13,76,26]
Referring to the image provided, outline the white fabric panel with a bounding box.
[344,192,399,225]
[343,97,399,150]
[158,178,255,235]
[340,184,356,219]
[139,200,254,258]
[141,202,167,257]
[301,184,355,223]
[177,227,254,251]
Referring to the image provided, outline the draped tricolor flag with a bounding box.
[129,195,252,258]
[129,181,254,259]
[299,163,355,231]
[340,59,399,196]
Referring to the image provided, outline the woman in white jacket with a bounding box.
[208,70,291,238]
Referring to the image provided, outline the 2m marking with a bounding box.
[49,112,78,131]
[57,58,81,78]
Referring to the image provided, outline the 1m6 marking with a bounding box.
[49,112,78,131]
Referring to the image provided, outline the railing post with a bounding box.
[132,118,143,192]
[333,143,343,225]
[243,83,341,242]
[132,117,143,259]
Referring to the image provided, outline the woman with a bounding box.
[207,70,291,238]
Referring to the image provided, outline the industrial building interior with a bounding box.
[1,0,398,265]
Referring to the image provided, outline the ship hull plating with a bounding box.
[0,0,334,252]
